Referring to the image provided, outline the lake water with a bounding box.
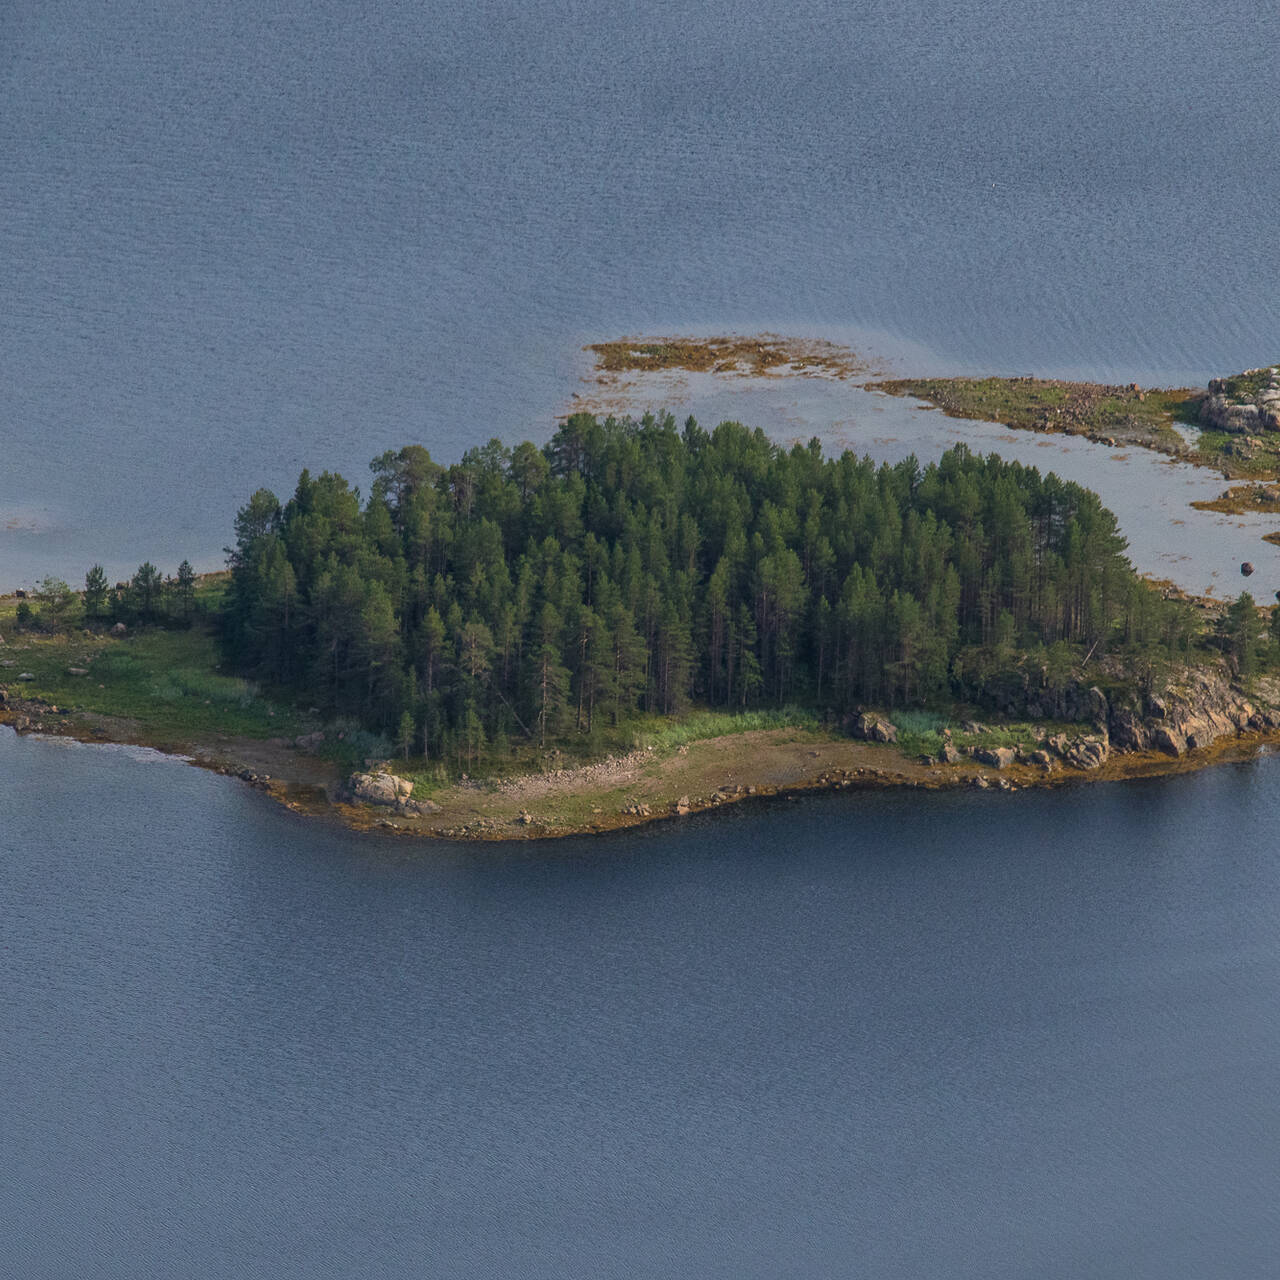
[5,725,1280,1277]
[5,0,1280,587]
[6,1,1280,1273]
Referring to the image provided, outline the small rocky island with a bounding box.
[7,353,1280,839]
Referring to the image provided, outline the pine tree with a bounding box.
[83,565,109,622]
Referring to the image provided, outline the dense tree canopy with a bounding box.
[221,413,1184,758]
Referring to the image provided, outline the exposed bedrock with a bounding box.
[984,666,1279,765]
[1200,367,1280,433]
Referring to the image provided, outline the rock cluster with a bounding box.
[1200,367,1280,433]
[1109,670,1278,757]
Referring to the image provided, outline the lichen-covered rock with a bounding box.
[348,771,414,806]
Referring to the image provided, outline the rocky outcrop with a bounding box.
[345,771,436,816]
[349,771,412,805]
[846,711,898,743]
[966,645,1275,763]
[1200,367,1280,433]
[1106,669,1263,759]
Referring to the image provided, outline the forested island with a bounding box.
[221,414,1186,746]
[5,405,1280,838]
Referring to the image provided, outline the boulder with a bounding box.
[974,746,1016,769]
[111,622,126,635]
[848,711,898,743]
[397,798,439,817]
[16,672,34,681]
[938,743,962,765]
[1064,736,1109,770]
[674,795,692,815]
[66,667,89,677]
[1200,395,1262,433]
[349,771,414,806]
[294,730,325,751]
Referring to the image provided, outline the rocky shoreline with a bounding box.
[5,661,1280,841]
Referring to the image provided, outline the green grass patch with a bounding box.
[887,706,1081,759]
[1190,429,1280,480]
[0,624,308,743]
[631,705,818,752]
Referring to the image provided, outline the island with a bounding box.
[6,353,1280,839]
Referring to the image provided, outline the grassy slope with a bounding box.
[0,623,309,747]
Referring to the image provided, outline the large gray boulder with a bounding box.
[349,771,414,806]
[973,746,1016,769]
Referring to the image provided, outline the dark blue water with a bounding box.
[4,0,1280,584]
[5,727,1280,1277]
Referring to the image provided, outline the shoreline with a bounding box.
[5,691,1278,842]
[7,348,1280,841]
